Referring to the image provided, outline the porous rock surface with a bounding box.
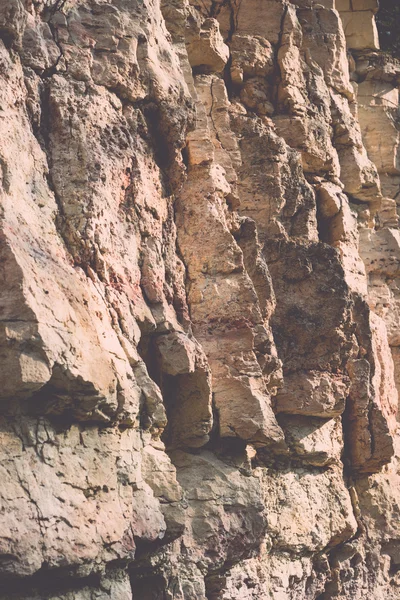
[0,0,399,598]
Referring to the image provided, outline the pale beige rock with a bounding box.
[299,5,354,98]
[370,312,398,431]
[355,68,400,207]
[274,114,341,176]
[262,466,357,552]
[0,0,399,598]
[193,74,241,183]
[276,4,308,116]
[141,443,182,503]
[235,0,285,45]
[340,10,380,50]
[346,313,398,473]
[172,449,266,572]
[360,227,400,349]
[240,77,274,116]
[280,415,343,465]
[216,552,325,600]
[185,16,229,74]
[230,35,274,85]
[156,331,197,375]
[276,371,349,416]
[331,90,382,202]
[1,571,133,600]
[232,117,318,242]
[357,81,400,177]
[317,184,368,295]
[0,44,130,420]
[174,64,285,450]
[0,420,167,578]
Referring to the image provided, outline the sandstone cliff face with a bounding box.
[0,0,399,598]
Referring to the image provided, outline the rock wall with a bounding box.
[0,0,399,598]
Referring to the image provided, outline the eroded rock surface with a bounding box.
[0,0,399,598]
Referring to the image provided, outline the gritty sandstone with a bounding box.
[0,0,399,598]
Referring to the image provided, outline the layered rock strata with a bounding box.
[0,0,399,598]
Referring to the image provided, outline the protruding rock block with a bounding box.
[276,371,349,416]
[339,10,380,50]
[280,415,343,466]
[186,16,229,74]
[346,312,398,473]
[230,35,274,85]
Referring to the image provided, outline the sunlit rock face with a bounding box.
[0,1,399,598]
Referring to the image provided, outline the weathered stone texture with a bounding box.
[0,0,399,598]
